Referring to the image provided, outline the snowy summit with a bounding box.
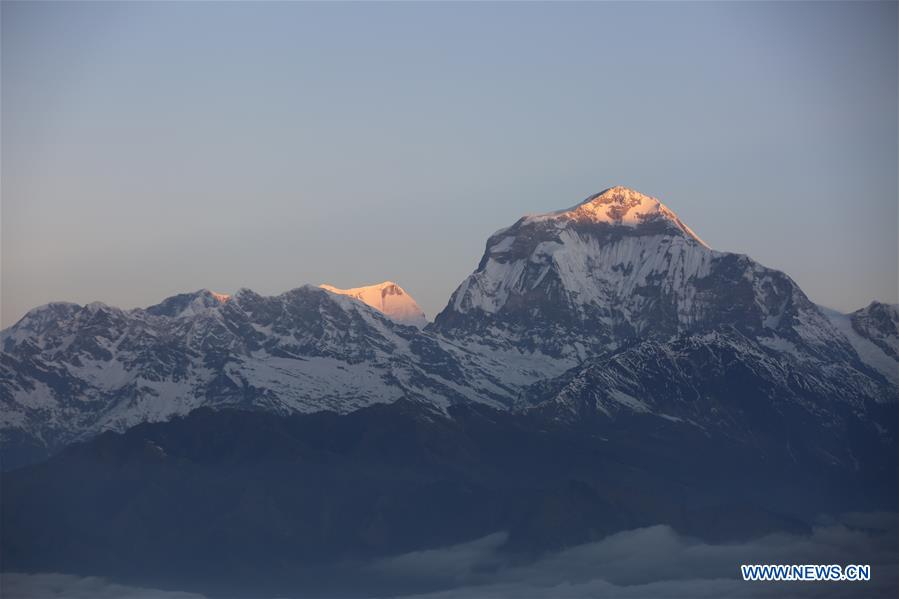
[525,186,709,248]
[319,281,428,327]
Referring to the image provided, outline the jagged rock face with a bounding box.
[431,187,854,364]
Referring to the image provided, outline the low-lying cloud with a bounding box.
[5,513,897,598]
[378,512,899,598]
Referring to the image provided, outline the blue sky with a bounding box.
[2,1,896,325]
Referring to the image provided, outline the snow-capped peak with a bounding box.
[526,186,709,248]
[319,281,428,327]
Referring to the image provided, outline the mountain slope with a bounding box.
[319,281,428,327]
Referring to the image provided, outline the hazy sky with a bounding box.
[2,1,896,327]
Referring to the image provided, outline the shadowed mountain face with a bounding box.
[3,399,895,598]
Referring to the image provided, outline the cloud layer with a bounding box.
[5,513,897,598]
[382,512,899,598]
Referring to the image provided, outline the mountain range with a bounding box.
[2,186,895,470]
[2,185,897,596]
